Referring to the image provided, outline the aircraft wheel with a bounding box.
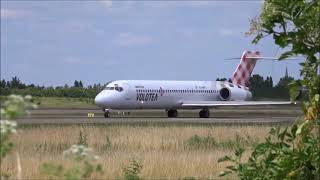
[104,111,110,118]
[199,109,210,118]
[167,109,178,118]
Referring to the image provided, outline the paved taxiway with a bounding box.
[17,105,302,125]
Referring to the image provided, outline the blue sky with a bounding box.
[1,1,302,87]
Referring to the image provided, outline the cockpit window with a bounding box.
[115,86,123,92]
[104,86,124,92]
[105,87,115,90]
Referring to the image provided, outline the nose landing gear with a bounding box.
[103,109,110,118]
[167,109,178,118]
[199,108,210,118]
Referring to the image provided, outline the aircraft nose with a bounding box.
[94,93,104,107]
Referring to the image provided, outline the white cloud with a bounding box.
[1,8,19,19]
[116,32,153,47]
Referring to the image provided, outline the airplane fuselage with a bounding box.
[94,80,252,110]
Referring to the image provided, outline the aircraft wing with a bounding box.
[181,101,295,108]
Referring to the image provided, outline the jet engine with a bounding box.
[219,87,251,101]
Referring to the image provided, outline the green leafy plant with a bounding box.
[122,159,143,180]
[1,94,37,120]
[0,94,37,179]
[219,0,320,178]
[40,145,103,180]
[0,120,17,158]
[219,126,319,179]
[1,95,37,157]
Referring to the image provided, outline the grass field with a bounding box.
[1,124,276,179]
[34,97,96,109]
[1,96,95,109]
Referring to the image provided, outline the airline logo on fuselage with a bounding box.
[136,93,158,102]
[136,87,164,102]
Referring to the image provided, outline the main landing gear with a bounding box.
[167,109,178,118]
[166,109,209,118]
[199,108,210,118]
[103,109,110,118]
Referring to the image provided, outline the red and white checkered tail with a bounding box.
[231,50,260,87]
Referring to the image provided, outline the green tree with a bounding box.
[248,0,319,118]
[220,0,320,179]
[274,75,295,99]
[9,76,25,89]
[74,80,79,88]
[79,81,83,88]
[249,74,276,99]
[0,79,6,88]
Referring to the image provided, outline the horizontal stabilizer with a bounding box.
[226,57,301,60]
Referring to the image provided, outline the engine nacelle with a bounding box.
[219,87,252,101]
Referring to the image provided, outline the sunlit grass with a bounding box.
[1,124,274,179]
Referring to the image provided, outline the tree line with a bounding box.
[0,74,294,99]
[0,77,104,99]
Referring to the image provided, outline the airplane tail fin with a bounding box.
[231,50,260,87]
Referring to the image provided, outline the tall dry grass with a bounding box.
[1,125,273,179]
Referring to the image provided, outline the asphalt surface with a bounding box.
[17,105,302,125]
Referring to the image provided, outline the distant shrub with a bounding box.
[122,159,143,180]
[185,134,258,150]
[77,130,88,147]
[185,135,217,149]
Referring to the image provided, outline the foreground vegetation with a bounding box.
[1,124,274,179]
[218,0,320,179]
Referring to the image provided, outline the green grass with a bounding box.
[1,96,96,109]
[33,97,96,108]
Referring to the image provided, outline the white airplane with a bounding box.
[95,50,293,118]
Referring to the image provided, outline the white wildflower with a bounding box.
[24,95,32,101]
[0,120,17,134]
[63,144,98,160]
